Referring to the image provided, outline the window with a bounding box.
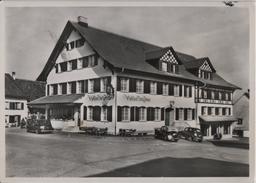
[208,107,213,115]
[77,59,83,69]
[120,78,129,92]
[121,107,130,121]
[202,106,207,115]
[203,90,207,99]
[71,59,77,70]
[77,81,82,94]
[81,57,89,68]
[55,64,59,73]
[52,84,58,95]
[5,102,9,109]
[178,108,183,120]
[136,80,144,93]
[89,80,94,93]
[169,64,176,73]
[187,109,192,120]
[162,62,168,72]
[184,86,192,97]
[174,85,179,96]
[70,82,76,94]
[75,38,85,48]
[211,91,215,100]
[219,92,222,100]
[162,83,169,95]
[90,55,98,67]
[225,93,229,101]
[222,108,226,115]
[101,78,108,92]
[154,108,161,121]
[60,62,67,72]
[228,108,231,115]
[237,118,243,125]
[101,107,108,121]
[150,82,157,94]
[60,83,67,94]
[139,107,146,121]
[215,107,220,115]
[88,107,93,120]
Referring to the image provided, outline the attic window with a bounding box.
[66,38,85,51]
[161,61,178,74]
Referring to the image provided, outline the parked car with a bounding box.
[27,118,53,134]
[178,127,203,142]
[154,126,179,142]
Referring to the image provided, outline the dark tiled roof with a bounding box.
[183,57,216,72]
[5,73,46,101]
[37,21,240,90]
[14,78,46,102]
[28,94,85,105]
[5,74,26,99]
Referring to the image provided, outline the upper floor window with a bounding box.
[52,84,58,95]
[89,80,94,93]
[174,85,181,97]
[161,62,168,72]
[71,59,77,70]
[162,83,169,95]
[215,107,220,115]
[60,83,67,95]
[90,55,98,67]
[70,82,76,94]
[136,80,144,93]
[154,108,161,121]
[150,82,157,94]
[184,85,192,97]
[139,107,146,121]
[202,106,207,115]
[60,62,67,72]
[120,78,129,92]
[66,38,85,51]
[5,102,9,109]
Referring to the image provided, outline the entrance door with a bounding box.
[165,108,174,126]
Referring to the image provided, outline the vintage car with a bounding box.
[26,117,53,134]
[154,126,179,142]
[178,127,203,142]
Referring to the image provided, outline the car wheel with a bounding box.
[188,136,193,141]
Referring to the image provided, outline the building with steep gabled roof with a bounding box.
[5,73,46,127]
[29,17,240,138]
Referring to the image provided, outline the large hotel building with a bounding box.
[30,17,240,138]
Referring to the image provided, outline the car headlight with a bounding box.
[40,126,45,130]
[194,133,198,137]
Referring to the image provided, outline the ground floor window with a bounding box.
[101,106,108,121]
[121,107,130,121]
[139,107,146,121]
[224,124,230,134]
[155,108,161,121]
[88,107,93,120]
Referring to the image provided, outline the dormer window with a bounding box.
[159,49,179,74]
[198,60,214,80]
[161,62,168,72]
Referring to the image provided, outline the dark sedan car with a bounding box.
[154,126,179,142]
[27,118,53,134]
[178,127,203,142]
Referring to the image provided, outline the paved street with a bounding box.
[6,128,249,177]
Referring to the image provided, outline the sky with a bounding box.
[5,7,249,90]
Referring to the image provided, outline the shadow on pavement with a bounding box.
[88,157,249,177]
[209,140,249,149]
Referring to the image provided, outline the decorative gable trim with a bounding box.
[200,60,212,72]
[160,48,179,64]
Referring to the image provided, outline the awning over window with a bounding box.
[199,116,237,123]
[28,94,85,105]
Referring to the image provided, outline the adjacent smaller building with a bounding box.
[233,90,249,137]
[5,72,46,127]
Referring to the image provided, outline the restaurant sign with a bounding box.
[88,94,113,101]
[124,94,151,102]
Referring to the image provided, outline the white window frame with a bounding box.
[136,80,144,93]
[67,61,72,71]
[120,78,129,92]
[77,59,83,69]
[121,107,130,121]
[178,108,183,120]
[101,106,108,121]
[89,79,94,93]
[202,106,207,115]
[101,78,108,92]
[162,83,169,95]
[162,62,168,72]
[77,81,82,94]
[187,109,192,120]
[155,108,161,121]
[5,102,9,110]
[219,92,222,100]
[174,85,179,97]
[225,93,229,100]
[87,107,93,121]
[139,107,146,121]
[150,82,157,94]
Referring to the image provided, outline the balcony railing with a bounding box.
[195,98,232,105]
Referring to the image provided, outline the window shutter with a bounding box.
[179,85,182,97]
[184,86,187,97]
[129,78,136,92]
[93,106,101,121]
[169,84,174,96]
[144,80,150,94]
[130,107,135,121]
[83,106,87,120]
[175,108,179,120]
[84,80,88,93]
[159,61,162,71]
[147,107,151,121]
[161,108,164,121]
[192,109,195,120]
[21,103,24,110]
[189,86,192,97]
[117,106,122,122]
[157,82,163,95]
[107,106,112,122]
[184,108,187,120]
[167,63,171,73]
[94,79,100,92]
[151,108,155,121]
[47,85,50,96]
[135,107,140,121]
[117,77,121,91]
[55,65,58,73]
[94,55,98,66]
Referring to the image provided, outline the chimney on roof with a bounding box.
[77,16,88,27]
[11,72,16,80]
